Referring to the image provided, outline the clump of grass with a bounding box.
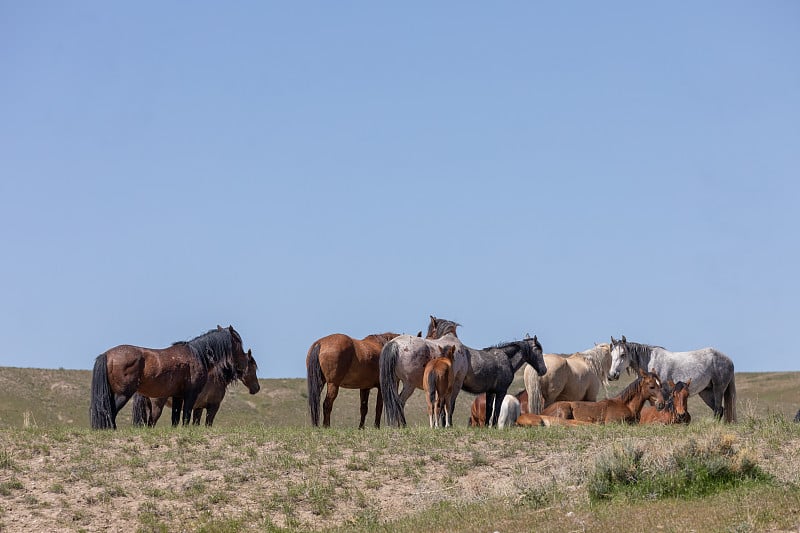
[0,449,14,470]
[589,434,771,501]
[0,479,23,496]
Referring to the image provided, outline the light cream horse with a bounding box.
[523,343,612,414]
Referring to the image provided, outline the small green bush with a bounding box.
[589,434,771,501]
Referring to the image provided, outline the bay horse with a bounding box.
[469,389,529,427]
[90,325,249,429]
[380,316,469,428]
[460,334,547,428]
[609,336,737,422]
[541,368,665,424]
[640,380,691,425]
[306,332,400,428]
[131,349,260,427]
[422,345,456,428]
[524,344,612,414]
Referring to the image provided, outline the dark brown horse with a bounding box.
[541,369,665,424]
[131,349,260,427]
[640,379,691,425]
[90,326,249,429]
[306,332,400,428]
[469,390,529,427]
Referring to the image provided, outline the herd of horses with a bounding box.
[88,317,741,430]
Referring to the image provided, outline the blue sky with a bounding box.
[1,3,798,377]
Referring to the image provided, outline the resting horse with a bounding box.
[131,349,260,427]
[469,390,529,427]
[609,336,737,422]
[90,326,249,429]
[541,369,665,424]
[640,379,691,425]
[524,344,612,414]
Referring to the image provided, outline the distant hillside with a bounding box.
[1,366,798,430]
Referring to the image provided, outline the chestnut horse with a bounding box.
[306,332,400,428]
[131,349,260,427]
[524,344,612,414]
[640,379,691,425]
[515,413,592,427]
[541,369,665,424]
[469,390,529,427]
[90,326,249,429]
[423,345,456,428]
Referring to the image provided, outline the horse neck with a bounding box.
[582,345,611,382]
[621,381,651,416]
[627,342,654,370]
[505,344,529,372]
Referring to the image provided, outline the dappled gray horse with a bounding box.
[608,336,736,422]
[461,335,547,427]
[380,317,470,428]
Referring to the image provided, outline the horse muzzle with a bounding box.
[608,371,620,381]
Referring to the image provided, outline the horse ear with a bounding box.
[417,331,422,337]
[611,336,616,344]
[622,335,627,343]
[637,367,646,378]
[668,379,675,388]
[686,379,692,387]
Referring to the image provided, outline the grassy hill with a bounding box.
[1,366,799,532]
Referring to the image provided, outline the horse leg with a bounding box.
[150,400,166,427]
[171,397,183,427]
[182,393,199,426]
[485,392,497,427]
[322,383,340,428]
[698,387,722,420]
[192,408,203,425]
[358,388,370,430]
[397,382,416,428]
[373,388,383,429]
[492,388,509,428]
[111,394,131,430]
[204,404,220,427]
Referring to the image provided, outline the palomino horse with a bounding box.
[423,345,457,428]
[380,317,469,428]
[515,413,592,427]
[460,334,547,428]
[640,380,691,425]
[131,349,260,427]
[306,332,399,428]
[524,344,612,414]
[541,368,665,424]
[90,326,249,429]
[609,336,737,422]
[469,390,529,427]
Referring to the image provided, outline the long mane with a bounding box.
[426,317,461,339]
[623,341,662,372]
[174,328,236,377]
[484,339,539,361]
[579,344,611,383]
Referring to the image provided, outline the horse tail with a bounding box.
[724,374,737,423]
[131,393,150,427]
[379,341,406,427]
[306,342,324,427]
[89,353,115,429]
[526,366,545,414]
[426,369,437,408]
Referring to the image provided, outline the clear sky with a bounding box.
[1,3,798,377]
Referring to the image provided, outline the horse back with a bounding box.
[650,347,732,395]
[106,343,199,398]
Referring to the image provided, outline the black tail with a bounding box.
[724,375,737,423]
[379,341,406,427]
[90,353,115,429]
[131,393,151,427]
[306,342,324,426]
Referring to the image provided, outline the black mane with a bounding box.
[175,328,236,377]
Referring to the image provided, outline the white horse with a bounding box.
[496,394,520,428]
[608,336,736,422]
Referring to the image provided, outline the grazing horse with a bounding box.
[306,332,400,428]
[541,369,665,424]
[460,334,547,428]
[131,349,260,427]
[423,345,457,428]
[640,380,691,425]
[524,344,612,414]
[380,317,470,428]
[609,336,737,422]
[469,390,529,427]
[90,326,249,429]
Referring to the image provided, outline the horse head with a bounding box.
[240,349,260,394]
[227,325,249,376]
[669,379,691,423]
[608,335,629,381]
[425,316,461,339]
[524,334,547,376]
[639,368,665,410]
